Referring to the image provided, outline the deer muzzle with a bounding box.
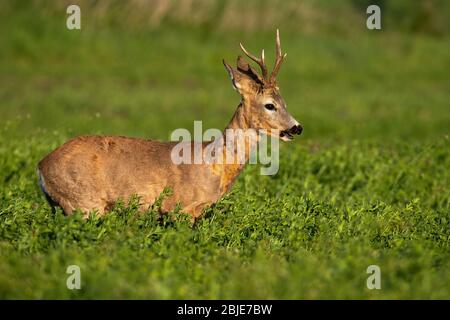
[280,124,303,141]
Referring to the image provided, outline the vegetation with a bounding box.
[0,1,449,299]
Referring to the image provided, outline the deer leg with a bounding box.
[183,201,211,223]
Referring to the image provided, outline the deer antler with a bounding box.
[269,29,287,84]
[239,29,287,86]
[239,43,268,80]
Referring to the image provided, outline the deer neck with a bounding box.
[213,101,259,193]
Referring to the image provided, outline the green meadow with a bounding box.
[0,1,449,299]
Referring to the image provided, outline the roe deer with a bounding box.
[37,30,302,220]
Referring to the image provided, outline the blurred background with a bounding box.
[0,0,449,299]
[0,0,448,144]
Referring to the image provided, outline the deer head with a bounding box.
[223,29,302,141]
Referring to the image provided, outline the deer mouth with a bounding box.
[280,130,294,141]
[280,124,302,141]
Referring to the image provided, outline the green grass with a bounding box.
[0,3,449,299]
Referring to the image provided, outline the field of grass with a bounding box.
[0,2,449,299]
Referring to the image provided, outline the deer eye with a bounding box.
[264,103,276,111]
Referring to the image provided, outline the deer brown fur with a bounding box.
[37,30,302,220]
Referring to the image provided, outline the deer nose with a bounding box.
[290,124,303,135]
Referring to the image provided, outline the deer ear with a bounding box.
[236,56,265,85]
[223,59,240,91]
[223,59,260,95]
